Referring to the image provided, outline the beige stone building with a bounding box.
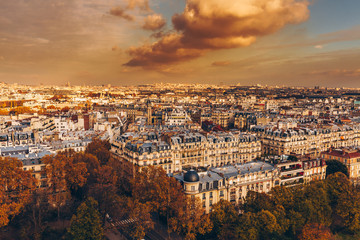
[252,124,360,157]
[322,147,360,184]
[174,162,280,213]
[112,131,261,173]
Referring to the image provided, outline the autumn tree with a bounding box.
[295,182,332,226]
[42,152,88,220]
[107,158,134,196]
[0,157,36,227]
[88,165,119,223]
[121,198,153,240]
[68,197,103,240]
[242,191,274,213]
[298,223,334,240]
[169,197,213,240]
[73,152,101,185]
[235,212,259,240]
[336,188,360,233]
[131,166,169,212]
[85,138,112,165]
[255,210,282,239]
[210,200,239,240]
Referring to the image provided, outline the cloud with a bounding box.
[314,45,323,49]
[309,69,360,77]
[109,0,150,21]
[125,0,310,68]
[212,61,231,67]
[142,14,166,31]
[112,45,119,51]
[109,6,135,21]
[125,33,205,67]
[127,0,150,11]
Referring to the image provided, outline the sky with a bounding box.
[0,0,359,87]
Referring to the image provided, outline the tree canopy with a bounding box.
[68,197,103,240]
[0,157,36,227]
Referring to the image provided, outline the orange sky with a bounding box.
[0,0,359,87]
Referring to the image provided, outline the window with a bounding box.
[220,190,224,197]
[191,186,195,191]
[202,193,206,200]
[210,192,213,198]
[209,200,213,206]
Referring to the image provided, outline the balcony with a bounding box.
[281,174,304,182]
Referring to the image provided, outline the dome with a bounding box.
[184,170,199,182]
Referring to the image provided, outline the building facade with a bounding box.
[174,162,280,213]
[112,131,262,173]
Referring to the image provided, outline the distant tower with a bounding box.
[146,99,152,124]
[147,106,152,125]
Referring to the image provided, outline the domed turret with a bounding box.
[184,170,199,182]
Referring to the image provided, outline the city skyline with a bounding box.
[0,0,359,87]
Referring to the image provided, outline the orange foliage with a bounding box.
[298,223,334,240]
[0,157,37,227]
[0,109,9,115]
[10,106,35,114]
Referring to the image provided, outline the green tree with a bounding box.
[210,200,239,239]
[256,210,282,239]
[236,212,258,240]
[325,160,349,178]
[326,172,352,208]
[298,183,332,226]
[242,191,274,213]
[68,197,103,240]
[336,185,360,233]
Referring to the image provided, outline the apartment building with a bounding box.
[174,162,280,213]
[252,124,360,157]
[322,147,360,184]
[112,131,261,173]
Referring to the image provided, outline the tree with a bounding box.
[107,158,133,196]
[325,160,349,178]
[88,165,118,223]
[271,186,295,210]
[123,198,153,240]
[336,188,360,233]
[42,152,88,220]
[85,138,112,165]
[73,152,100,185]
[298,223,334,240]
[242,191,274,213]
[210,200,239,240]
[326,172,352,208]
[169,197,212,240]
[61,106,70,113]
[297,182,332,226]
[68,197,103,240]
[131,166,169,212]
[0,157,36,227]
[236,212,258,240]
[255,210,282,239]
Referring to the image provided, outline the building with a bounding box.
[252,124,360,157]
[113,131,261,173]
[174,162,280,213]
[321,147,360,184]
